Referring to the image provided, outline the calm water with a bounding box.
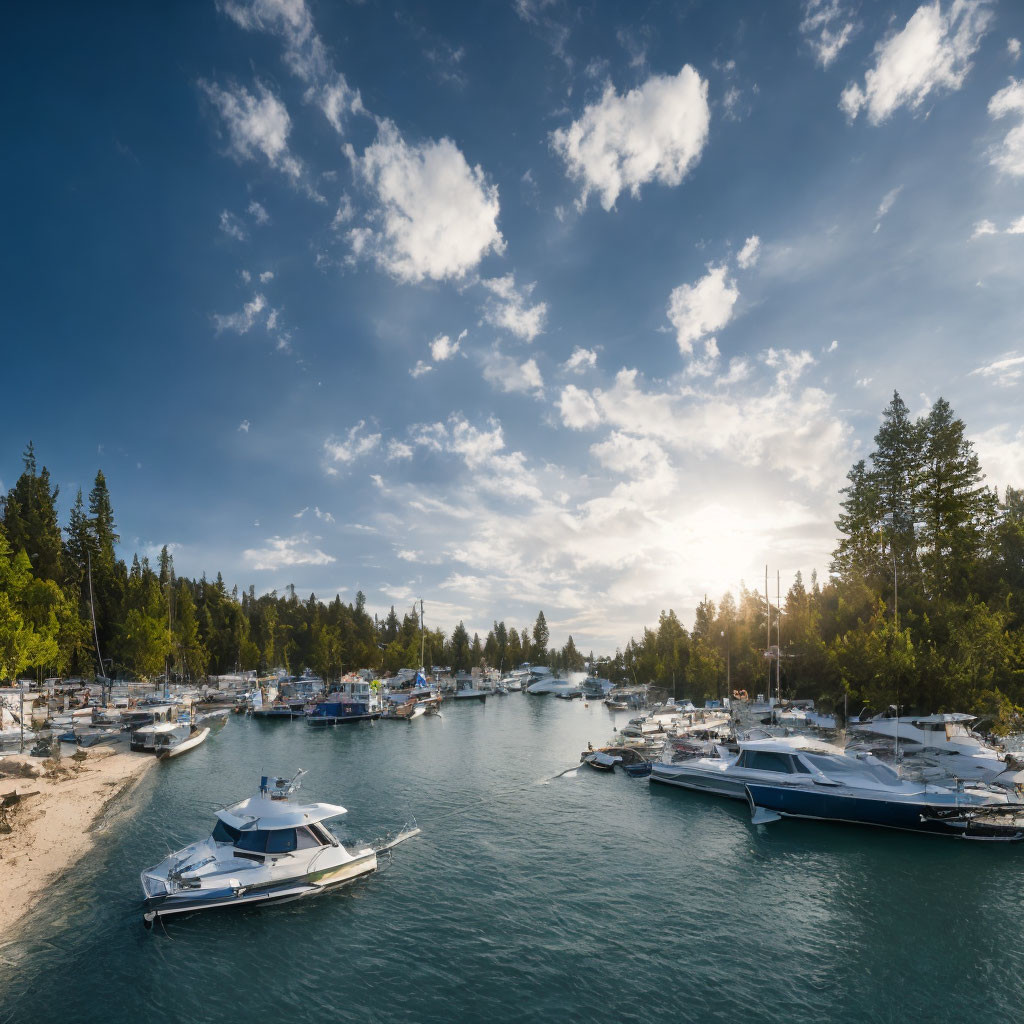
[2,696,1023,1024]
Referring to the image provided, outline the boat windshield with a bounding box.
[736,750,811,774]
[802,754,901,785]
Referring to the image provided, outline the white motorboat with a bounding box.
[140,772,420,924]
[849,712,1014,784]
[651,736,1024,839]
[131,721,210,759]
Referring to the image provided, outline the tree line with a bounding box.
[2,391,1022,725]
[0,447,582,683]
[618,393,1024,727]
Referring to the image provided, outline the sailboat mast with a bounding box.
[776,569,781,704]
[764,564,770,700]
[419,598,425,674]
[87,549,105,703]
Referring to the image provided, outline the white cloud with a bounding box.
[243,532,336,570]
[873,185,903,231]
[240,269,251,283]
[826,339,839,353]
[686,337,721,378]
[200,79,303,179]
[482,349,544,395]
[248,200,270,224]
[552,66,711,211]
[293,506,309,518]
[387,439,413,460]
[972,215,1024,237]
[801,0,856,68]
[314,506,335,523]
[219,210,247,240]
[969,351,1024,386]
[238,419,251,432]
[736,235,761,269]
[331,194,354,229]
[481,275,547,341]
[988,80,1024,177]
[410,360,433,378]
[558,384,602,430]
[430,331,464,361]
[220,0,363,134]
[840,1,991,123]
[214,293,267,333]
[323,421,381,471]
[667,264,739,355]
[259,270,274,282]
[1009,38,1022,60]
[972,424,1024,487]
[351,120,505,283]
[563,346,598,374]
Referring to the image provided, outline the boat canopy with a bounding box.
[216,793,347,831]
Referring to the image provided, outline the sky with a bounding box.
[4,0,1024,651]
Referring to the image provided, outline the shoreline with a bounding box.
[0,740,156,939]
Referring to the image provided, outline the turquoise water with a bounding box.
[2,696,1023,1024]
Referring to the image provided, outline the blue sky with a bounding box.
[4,0,1024,650]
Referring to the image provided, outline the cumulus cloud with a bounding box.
[564,347,598,374]
[219,210,247,240]
[481,275,547,341]
[736,235,761,269]
[248,200,270,224]
[840,1,991,123]
[323,421,381,472]
[969,351,1024,386]
[1010,38,1022,61]
[558,384,602,429]
[481,349,544,394]
[350,120,505,283]
[243,532,336,570]
[430,330,465,361]
[800,0,856,68]
[552,66,711,211]
[200,79,303,179]
[238,419,251,432]
[220,0,362,134]
[988,80,1024,177]
[387,439,413,460]
[972,424,1024,487]
[410,360,433,378]
[214,293,267,333]
[667,265,739,355]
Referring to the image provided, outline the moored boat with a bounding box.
[651,737,1024,840]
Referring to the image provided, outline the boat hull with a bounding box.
[743,783,1024,840]
[142,854,379,925]
[650,764,749,799]
[156,727,210,759]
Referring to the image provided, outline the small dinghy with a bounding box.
[583,751,621,772]
[140,771,420,926]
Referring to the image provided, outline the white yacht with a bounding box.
[130,721,210,759]
[651,737,1024,839]
[140,772,420,925]
[849,712,1013,783]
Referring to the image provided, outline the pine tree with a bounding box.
[531,611,549,661]
[2,443,65,584]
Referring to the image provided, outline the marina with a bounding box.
[4,693,1024,1023]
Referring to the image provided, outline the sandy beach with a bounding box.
[0,741,156,937]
